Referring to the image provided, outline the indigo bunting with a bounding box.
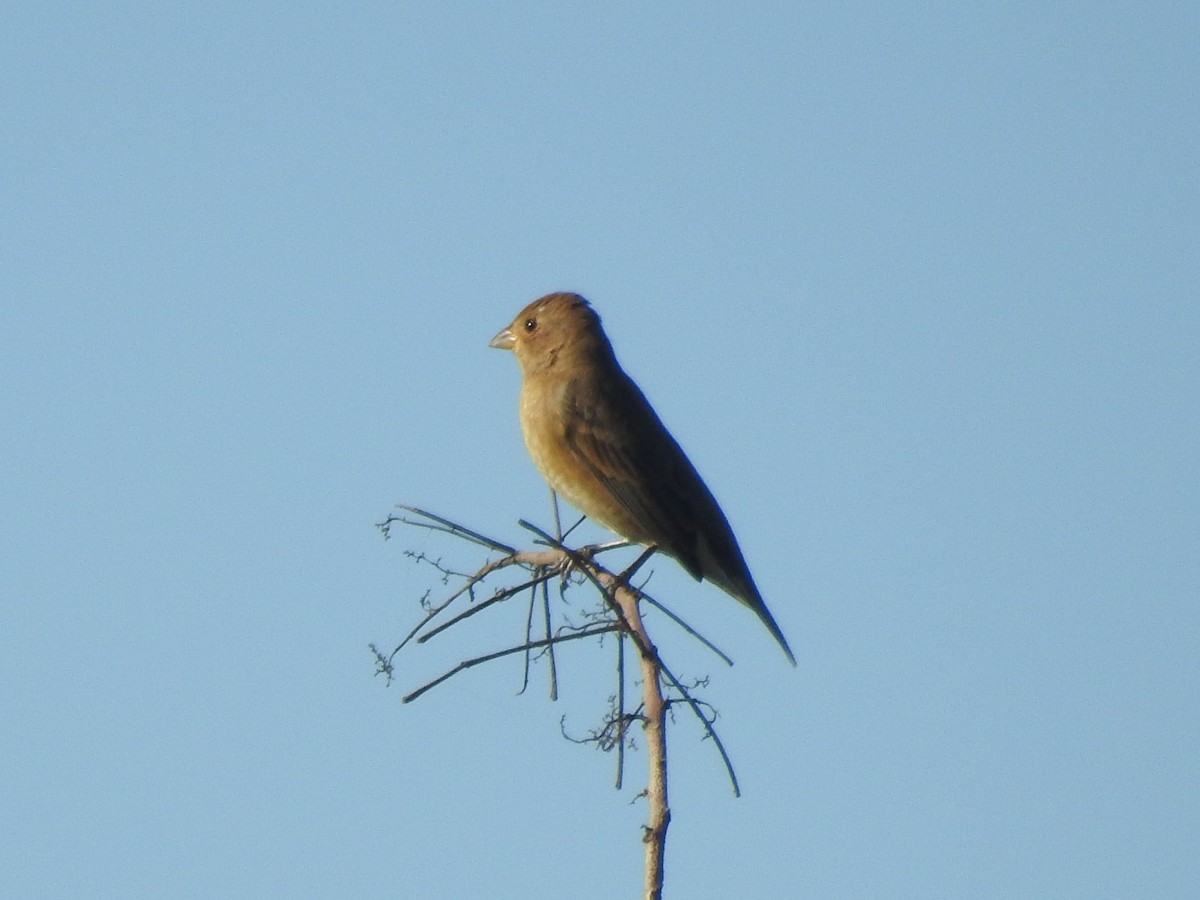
[490,292,794,665]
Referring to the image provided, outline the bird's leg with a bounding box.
[547,489,588,543]
[549,488,563,541]
[546,489,576,592]
[617,545,658,588]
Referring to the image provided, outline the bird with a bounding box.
[489,291,795,665]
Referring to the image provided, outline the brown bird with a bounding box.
[490,291,795,665]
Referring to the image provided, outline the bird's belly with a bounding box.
[519,388,647,542]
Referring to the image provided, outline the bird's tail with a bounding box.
[710,569,796,666]
[747,588,797,667]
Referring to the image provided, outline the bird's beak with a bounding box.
[489,327,516,350]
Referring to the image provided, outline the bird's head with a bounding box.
[489,292,613,376]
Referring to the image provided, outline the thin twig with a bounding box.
[417,575,551,643]
[637,590,735,668]
[392,504,517,554]
[519,577,538,696]
[387,549,567,662]
[616,630,626,790]
[654,658,741,798]
[402,627,616,704]
[541,575,559,701]
[387,554,520,659]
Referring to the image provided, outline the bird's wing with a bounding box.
[563,371,797,665]
[561,373,715,579]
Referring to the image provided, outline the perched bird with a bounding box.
[490,291,795,665]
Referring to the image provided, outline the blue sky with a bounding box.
[3,3,1197,898]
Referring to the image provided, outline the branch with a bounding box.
[519,520,741,796]
[380,505,749,900]
[401,627,616,704]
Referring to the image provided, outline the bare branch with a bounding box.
[637,589,735,668]
[616,630,627,790]
[401,627,616,704]
[380,504,753,899]
[519,579,538,697]
[540,575,559,701]
[416,574,551,644]
[386,504,517,554]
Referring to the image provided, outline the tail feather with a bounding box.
[705,566,796,666]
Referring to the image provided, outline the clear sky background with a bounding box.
[3,4,1197,898]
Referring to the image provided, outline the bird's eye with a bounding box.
[523,318,537,333]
